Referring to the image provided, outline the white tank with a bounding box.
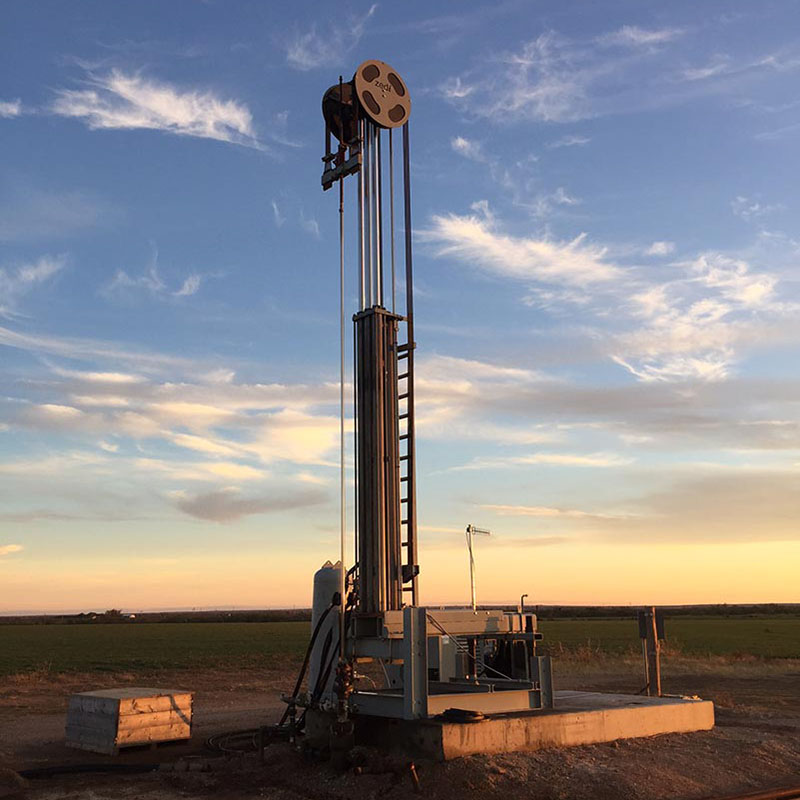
[308,561,342,702]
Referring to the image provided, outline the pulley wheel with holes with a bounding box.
[353,59,411,129]
[322,81,360,144]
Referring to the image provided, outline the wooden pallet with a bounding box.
[66,687,193,755]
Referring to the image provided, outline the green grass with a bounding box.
[1,615,798,676]
[0,621,310,676]
[539,616,800,659]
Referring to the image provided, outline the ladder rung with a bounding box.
[400,476,409,482]
[397,352,409,360]
[397,343,411,351]
[399,392,409,400]
[399,413,409,419]
[399,454,409,461]
[401,540,408,546]
[399,434,409,440]
[400,496,409,502]
[402,586,414,591]
[401,520,408,525]
[398,372,408,379]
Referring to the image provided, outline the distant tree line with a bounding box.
[0,603,797,625]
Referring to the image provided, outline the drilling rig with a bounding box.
[287,60,554,746]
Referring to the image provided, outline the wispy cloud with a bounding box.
[0,186,111,243]
[524,186,581,219]
[271,200,285,228]
[682,50,800,83]
[171,485,327,522]
[439,28,683,123]
[0,99,22,118]
[440,27,793,126]
[0,544,24,558]
[52,69,262,149]
[450,139,519,193]
[420,204,620,287]
[599,25,683,48]
[174,274,202,297]
[731,195,783,222]
[102,247,212,301]
[546,134,591,149]
[453,452,631,471]
[451,136,487,162]
[604,471,800,544]
[0,255,65,318]
[480,503,616,519]
[285,4,377,71]
[0,325,195,373]
[646,241,675,256]
[299,210,320,238]
[613,252,783,382]
[442,32,589,123]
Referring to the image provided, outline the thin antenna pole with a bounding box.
[466,526,477,612]
[389,127,396,313]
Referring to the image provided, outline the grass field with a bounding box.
[1,615,798,676]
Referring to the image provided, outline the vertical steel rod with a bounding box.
[337,82,346,659]
[370,125,380,305]
[353,320,359,575]
[376,127,384,307]
[358,120,365,310]
[365,122,373,307]
[389,127,396,313]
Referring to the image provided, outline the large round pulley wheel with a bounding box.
[322,82,359,144]
[353,59,411,129]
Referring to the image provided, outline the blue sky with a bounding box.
[2,1,799,612]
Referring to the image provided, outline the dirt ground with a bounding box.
[1,655,799,800]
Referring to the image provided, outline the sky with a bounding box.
[1,1,800,613]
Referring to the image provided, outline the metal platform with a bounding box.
[351,691,715,760]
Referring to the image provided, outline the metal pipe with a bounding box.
[370,124,378,307]
[364,121,372,307]
[376,126,383,307]
[389,127,396,313]
[337,86,346,660]
[353,320,359,578]
[358,119,365,310]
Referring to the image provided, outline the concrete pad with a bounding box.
[354,690,714,760]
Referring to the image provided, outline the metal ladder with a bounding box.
[396,319,418,606]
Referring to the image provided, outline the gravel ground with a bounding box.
[1,656,798,800]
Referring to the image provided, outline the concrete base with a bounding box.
[353,691,714,760]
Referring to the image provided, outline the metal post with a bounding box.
[645,606,661,697]
[403,606,428,720]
